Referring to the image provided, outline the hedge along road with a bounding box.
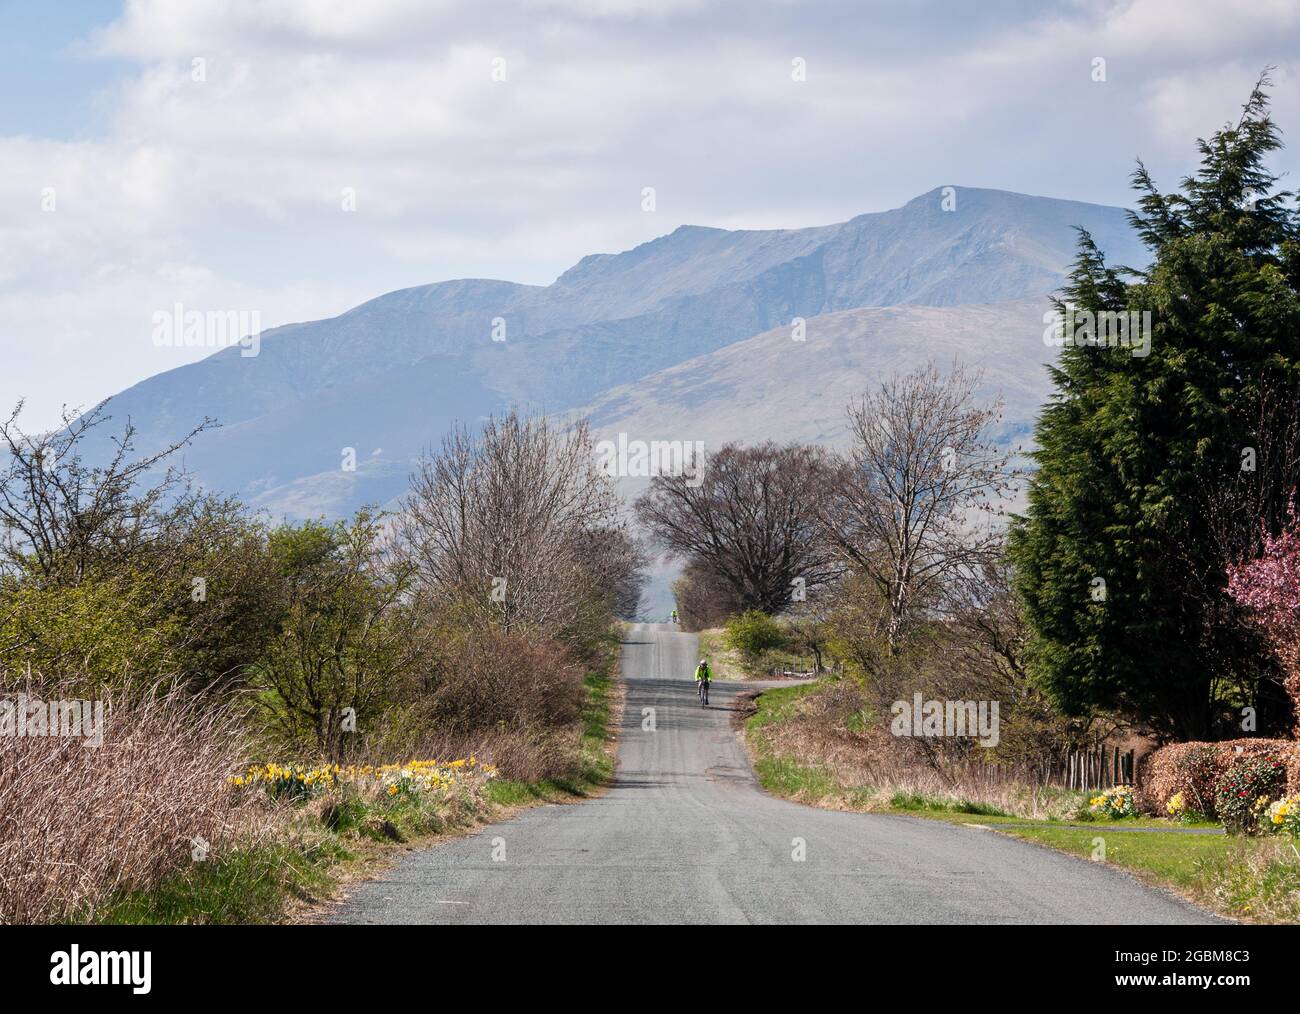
[327,623,1218,924]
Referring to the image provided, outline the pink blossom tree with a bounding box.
[1226,499,1300,733]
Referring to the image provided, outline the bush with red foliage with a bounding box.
[1136,739,1294,818]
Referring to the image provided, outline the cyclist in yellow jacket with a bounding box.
[694,658,712,707]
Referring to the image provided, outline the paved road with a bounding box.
[328,623,1216,924]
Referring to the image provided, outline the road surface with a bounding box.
[328,623,1216,924]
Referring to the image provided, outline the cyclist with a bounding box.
[694,657,712,706]
[670,609,679,624]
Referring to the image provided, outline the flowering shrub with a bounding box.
[1265,795,1300,837]
[1226,500,1300,734]
[1215,756,1288,835]
[1089,785,1136,819]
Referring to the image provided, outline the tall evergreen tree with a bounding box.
[1010,77,1300,740]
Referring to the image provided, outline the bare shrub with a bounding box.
[424,627,586,736]
[361,713,584,784]
[0,402,209,587]
[433,727,583,784]
[0,681,260,923]
[350,620,593,783]
[754,679,1111,820]
[401,412,637,645]
[672,559,742,630]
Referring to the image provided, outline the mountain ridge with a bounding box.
[80,185,1146,524]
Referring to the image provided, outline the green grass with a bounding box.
[987,823,1300,922]
[902,805,1219,830]
[991,824,1229,883]
[1203,839,1300,922]
[889,792,1010,817]
[747,680,821,728]
[91,782,499,925]
[95,839,345,925]
[746,682,844,800]
[751,753,841,799]
[577,660,618,785]
[746,680,865,804]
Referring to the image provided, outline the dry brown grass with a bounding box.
[0,683,264,923]
[753,681,1089,819]
[387,725,585,784]
[1203,836,1300,923]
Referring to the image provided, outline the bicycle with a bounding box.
[697,678,710,707]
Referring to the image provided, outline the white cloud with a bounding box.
[3,0,1296,430]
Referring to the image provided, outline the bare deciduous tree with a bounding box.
[1182,375,1300,734]
[816,363,1017,652]
[671,558,743,630]
[635,442,838,616]
[576,524,649,623]
[400,412,639,640]
[0,401,211,586]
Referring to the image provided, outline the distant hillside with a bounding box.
[581,299,1053,453]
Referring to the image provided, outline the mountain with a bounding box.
[82,186,1145,523]
[580,298,1054,452]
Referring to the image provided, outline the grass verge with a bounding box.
[93,641,623,924]
[697,628,749,680]
[485,647,622,805]
[742,679,1299,924]
[985,824,1300,923]
[697,627,821,680]
[94,839,344,925]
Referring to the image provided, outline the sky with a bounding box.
[2,0,1298,432]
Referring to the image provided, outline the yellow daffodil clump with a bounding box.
[1266,795,1300,837]
[229,758,497,801]
[1089,784,1136,819]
